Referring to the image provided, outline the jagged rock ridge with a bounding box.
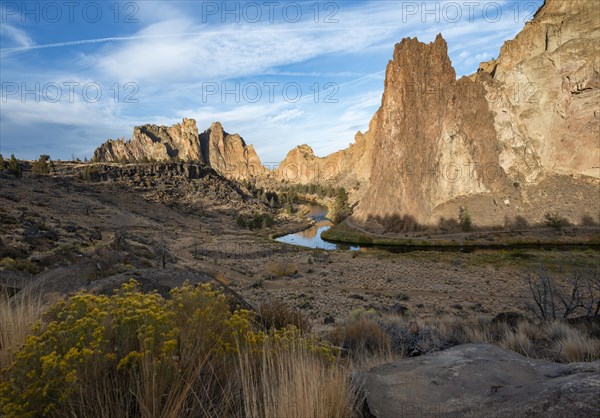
[271,0,599,231]
[353,34,508,227]
[93,119,268,180]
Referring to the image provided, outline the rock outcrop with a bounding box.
[349,0,600,230]
[199,122,268,180]
[274,128,374,197]
[93,118,202,163]
[93,119,267,180]
[353,34,509,227]
[357,343,600,418]
[472,0,600,182]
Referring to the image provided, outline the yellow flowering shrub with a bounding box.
[0,280,338,417]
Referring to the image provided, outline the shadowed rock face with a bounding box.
[199,122,268,180]
[274,130,374,188]
[93,119,267,180]
[473,0,600,182]
[356,343,600,418]
[354,34,508,226]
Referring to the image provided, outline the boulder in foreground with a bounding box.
[357,343,600,417]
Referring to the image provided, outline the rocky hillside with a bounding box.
[93,119,268,180]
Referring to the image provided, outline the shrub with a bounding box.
[329,318,391,357]
[263,213,274,227]
[31,155,49,176]
[285,200,294,215]
[248,213,264,230]
[0,281,257,417]
[544,211,569,228]
[396,292,410,301]
[459,206,472,231]
[266,261,298,277]
[7,155,21,177]
[0,280,342,418]
[0,257,40,274]
[257,299,311,333]
[81,165,100,181]
[236,213,247,228]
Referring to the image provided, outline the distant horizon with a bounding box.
[1,0,543,163]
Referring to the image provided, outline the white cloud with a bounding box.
[0,0,544,160]
[0,24,34,48]
[267,108,304,123]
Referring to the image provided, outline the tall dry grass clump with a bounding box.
[237,337,360,418]
[328,309,600,366]
[548,321,600,362]
[0,286,59,371]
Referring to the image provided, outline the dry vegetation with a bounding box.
[1,164,599,416]
[1,275,598,417]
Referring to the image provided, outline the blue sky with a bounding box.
[0,0,543,163]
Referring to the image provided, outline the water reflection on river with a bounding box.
[275,202,360,251]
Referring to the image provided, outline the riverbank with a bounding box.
[322,221,600,249]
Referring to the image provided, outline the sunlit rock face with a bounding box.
[353,34,508,227]
[350,0,600,230]
[93,119,267,180]
[472,0,600,182]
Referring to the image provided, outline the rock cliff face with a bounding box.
[200,122,268,180]
[274,127,374,194]
[93,118,202,163]
[93,119,267,180]
[350,0,600,230]
[472,0,600,182]
[353,34,508,227]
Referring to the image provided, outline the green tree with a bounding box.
[32,154,50,176]
[329,188,352,224]
[0,154,4,172]
[8,154,21,177]
[236,213,247,228]
[285,200,294,215]
[459,206,472,231]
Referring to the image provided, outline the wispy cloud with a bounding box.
[0,0,544,160]
[0,24,34,48]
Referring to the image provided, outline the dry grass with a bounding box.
[0,286,60,371]
[500,322,540,357]
[329,318,391,359]
[328,311,600,365]
[237,339,360,418]
[548,322,600,362]
[266,261,298,277]
[257,299,311,333]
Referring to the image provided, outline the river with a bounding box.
[274,202,360,250]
